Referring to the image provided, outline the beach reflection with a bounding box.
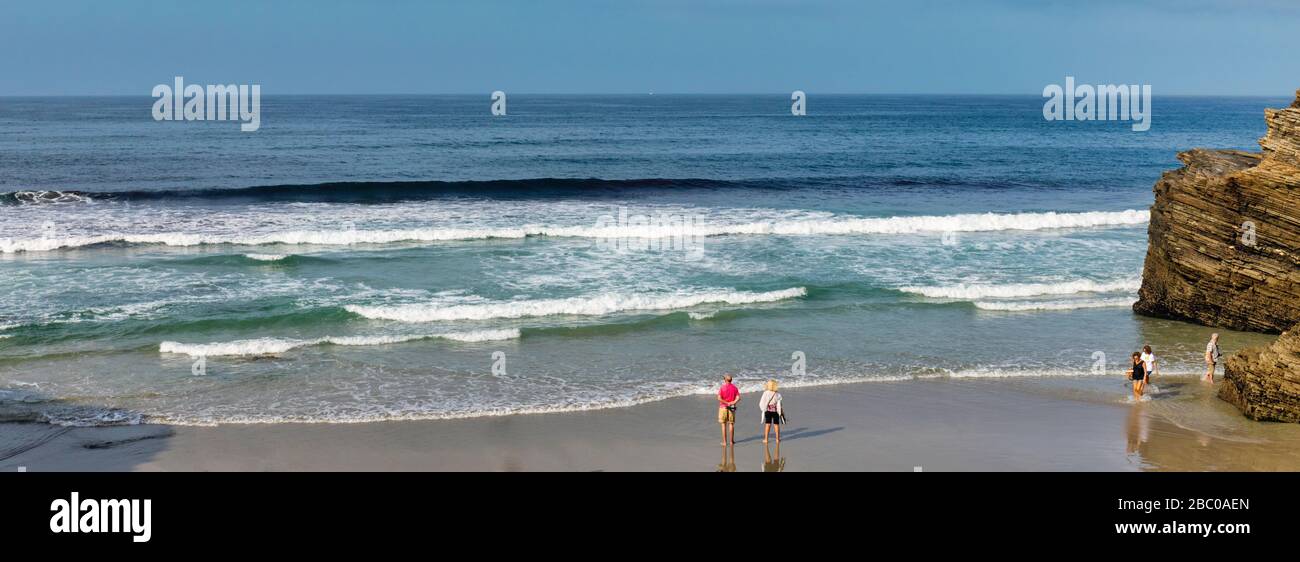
[762,442,786,472]
[716,445,736,472]
[1125,404,1150,457]
[1117,381,1300,471]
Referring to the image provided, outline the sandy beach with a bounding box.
[6,377,1300,472]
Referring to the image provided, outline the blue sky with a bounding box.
[2,0,1298,96]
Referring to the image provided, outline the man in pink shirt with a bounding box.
[717,374,740,446]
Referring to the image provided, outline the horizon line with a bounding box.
[1,91,1293,98]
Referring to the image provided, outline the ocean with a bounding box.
[0,94,1289,426]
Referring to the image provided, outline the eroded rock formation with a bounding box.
[1135,92,1300,333]
[1220,327,1300,422]
[1135,90,1300,421]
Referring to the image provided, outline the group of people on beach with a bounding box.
[1125,345,1159,400]
[715,334,1228,441]
[1124,333,1223,400]
[716,374,785,446]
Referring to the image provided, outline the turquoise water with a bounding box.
[0,95,1286,425]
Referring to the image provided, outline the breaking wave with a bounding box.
[0,190,94,205]
[0,209,1149,253]
[972,297,1138,311]
[900,278,1141,300]
[243,253,290,262]
[159,329,521,357]
[345,288,807,323]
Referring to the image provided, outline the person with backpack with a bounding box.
[758,379,784,443]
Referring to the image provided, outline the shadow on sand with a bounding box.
[734,426,844,444]
[0,386,171,472]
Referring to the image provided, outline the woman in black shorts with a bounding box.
[1126,351,1147,400]
[759,379,784,443]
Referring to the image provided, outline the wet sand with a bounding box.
[4,378,1300,471]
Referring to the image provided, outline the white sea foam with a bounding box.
[901,278,1141,300]
[244,253,289,261]
[4,190,93,205]
[160,338,311,356]
[42,409,144,427]
[738,209,1148,236]
[16,357,1215,426]
[944,367,1101,379]
[345,287,806,323]
[147,372,915,426]
[436,329,524,343]
[687,311,718,320]
[0,209,1149,253]
[944,366,1206,380]
[159,329,521,357]
[972,297,1138,311]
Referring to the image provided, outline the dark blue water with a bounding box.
[1,94,1280,193]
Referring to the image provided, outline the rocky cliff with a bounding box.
[1134,90,1300,421]
[1135,91,1300,333]
[1219,327,1300,422]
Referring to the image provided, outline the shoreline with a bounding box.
[6,377,1300,471]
